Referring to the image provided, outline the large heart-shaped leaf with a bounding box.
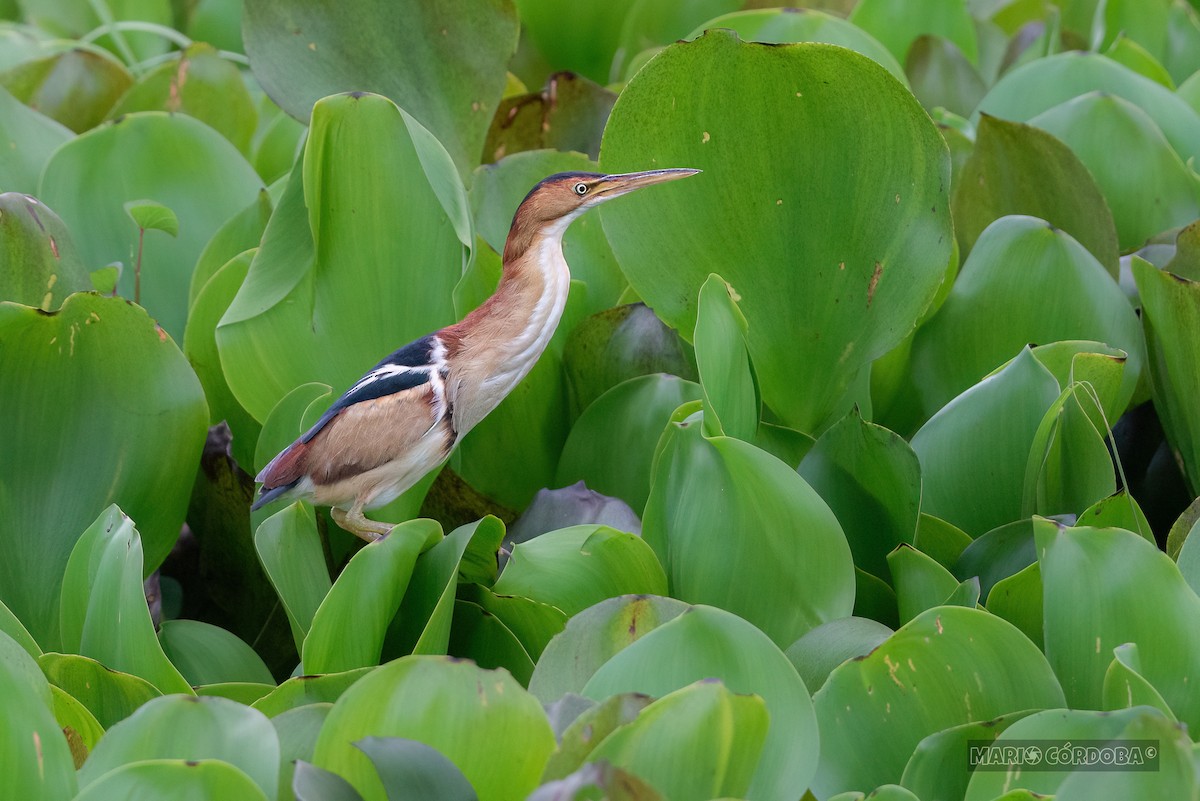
[0,193,90,309]
[0,631,77,800]
[599,30,952,434]
[848,0,978,65]
[0,85,71,194]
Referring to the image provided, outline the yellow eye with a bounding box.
[574,182,588,196]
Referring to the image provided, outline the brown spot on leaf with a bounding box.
[155,325,168,342]
[867,261,882,307]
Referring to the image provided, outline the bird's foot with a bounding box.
[331,507,395,543]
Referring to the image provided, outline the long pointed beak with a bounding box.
[592,168,701,200]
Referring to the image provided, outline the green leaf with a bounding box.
[74,760,270,801]
[483,75,616,164]
[78,695,280,799]
[911,347,1061,536]
[579,604,820,801]
[468,585,566,662]
[49,684,104,766]
[543,693,653,781]
[195,682,274,705]
[188,187,274,309]
[355,737,479,801]
[303,519,441,674]
[811,606,1065,796]
[89,264,120,295]
[1078,490,1154,542]
[123,198,179,237]
[254,502,331,653]
[687,8,907,84]
[985,561,1044,649]
[912,513,972,570]
[0,631,77,799]
[848,0,977,64]
[0,47,133,133]
[511,0,638,84]
[0,193,90,310]
[39,653,162,729]
[953,520,1036,601]
[243,0,517,174]
[799,408,920,581]
[19,0,171,64]
[0,84,71,194]
[1037,519,1200,731]
[252,669,372,718]
[906,35,987,117]
[1133,258,1200,494]
[888,545,962,624]
[158,620,274,687]
[531,762,661,801]
[694,274,757,440]
[38,113,264,339]
[276,704,333,801]
[1053,710,1198,801]
[313,656,556,801]
[1023,383,1117,519]
[899,711,1035,801]
[784,617,894,694]
[1102,642,1176,719]
[218,93,468,425]
[599,30,952,433]
[294,760,365,801]
[586,680,768,801]
[0,597,39,659]
[446,600,535,685]
[58,506,191,694]
[643,407,855,646]
[952,113,1119,274]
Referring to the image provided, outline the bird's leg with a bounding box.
[330,505,394,543]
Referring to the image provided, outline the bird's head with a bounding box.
[516,168,701,231]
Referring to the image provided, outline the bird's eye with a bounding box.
[574,182,589,196]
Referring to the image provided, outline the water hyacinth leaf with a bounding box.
[0,631,77,800]
[908,216,1143,430]
[687,8,906,84]
[543,693,654,781]
[913,513,972,570]
[503,484,642,549]
[78,695,280,799]
[1102,642,1176,718]
[854,567,900,629]
[0,193,89,310]
[586,681,768,801]
[446,600,535,685]
[0,47,133,133]
[109,43,257,155]
[39,112,264,339]
[1037,520,1200,730]
[1134,258,1200,494]
[74,760,270,801]
[952,114,1119,273]
[899,711,1034,801]
[195,683,274,705]
[470,584,567,661]
[1024,340,1132,425]
[0,85,71,194]
[1023,383,1117,519]
[313,656,555,801]
[985,561,1043,648]
[18,0,171,63]
[643,408,855,646]
[242,0,517,174]
[530,762,661,801]
[600,31,952,434]
[483,73,616,163]
[580,605,817,801]
[953,519,1036,601]
[799,408,920,580]
[887,545,961,624]
[905,35,987,117]
[470,149,625,315]
[251,668,372,718]
[50,684,104,765]
[511,0,639,84]
[188,188,274,308]
[694,274,758,441]
[1029,93,1200,250]
[157,620,274,687]
[848,0,977,65]
[1164,219,1200,281]
[783,617,894,694]
[355,737,479,801]
[254,502,331,652]
[911,348,1061,536]
[609,0,744,80]
[39,653,162,729]
[303,519,441,674]
[123,199,178,238]
[1078,490,1154,541]
[811,606,1065,797]
[1053,710,1198,801]
[275,704,333,801]
[1105,35,1176,88]
[58,506,191,695]
[0,597,39,659]
[294,760,364,801]
[218,92,468,425]
[529,595,689,704]
[494,526,666,619]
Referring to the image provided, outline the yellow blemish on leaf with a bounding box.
[935,616,944,634]
[702,131,710,143]
[907,658,916,672]
[867,261,883,307]
[894,193,900,203]
[884,654,904,688]
[1096,636,1102,653]
[46,274,57,289]
[308,42,317,51]
[776,198,783,206]
[41,292,52,311]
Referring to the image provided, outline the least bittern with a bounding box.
[251,168,700,541]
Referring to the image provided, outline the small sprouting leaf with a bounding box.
[123,199,180,237]
[90,263,121,295]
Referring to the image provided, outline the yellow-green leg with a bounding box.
[331,505,394,543]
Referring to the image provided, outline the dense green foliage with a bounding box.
[3,0,1200,799]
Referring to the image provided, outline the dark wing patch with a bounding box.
[373,335,436,371]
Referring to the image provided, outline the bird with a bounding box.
[251,167,700,541]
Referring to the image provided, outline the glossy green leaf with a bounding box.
[1134,258,1200,494]
[1103,642,1176,718]
[1053,710,1198,801]
[218,92,468,425]
[694,274,757,440]
[784,617,894,694]
[252,668,371,718]
[74,759,270,801]
[39,653,162,729]
[953,519,1036,601]
[1023,383,1117,519]
[58,506,190,694]
[1030,92,1200,250]
[494,525,666,619]
[1022,339,1133,425]
[0,294,206,648]
[1037,519,1200,730]
[580,605,818,801]
[912,513,972,570]
[483,74,616,164]
[0,47,133,133]
[0,631,77,799]
[529,595,689,704]
[195,682,274,704]
[543,693,653,781]
[644,407,855,646]
[531,762,662,801]
[687,8,907,84]
[470,584,567,662]
[0,85,71,194]
[899,711,1034,801]
[274,704,332,801]
[110,43,257,155]
[356,737,479,801]
[0,597,39,660]
[811,606,1065,797]
[1106,34,1176,88]
[1078,490,1154,541]
[0,193,90,310]
[986,561,1044,649]
[243,0,517,174]
[911,348,1061,536]
[848,0,977,65]
[188,187,274,308]
[585,680,767,801]
[446,600,535,686]
[888,545,962,623]
[18,0,171,63]
[254,502,331,652]
[49,684,103,766]
[952,113,1119,274]
[294,760,364,801]
[599,31,952,434]
[314,656,555,801]
[124,198,179,237]
[906,35,987,117]
[799,408,920,580]
[78,694,280,799]
[304,519,440,674]
[158,619,274,687]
